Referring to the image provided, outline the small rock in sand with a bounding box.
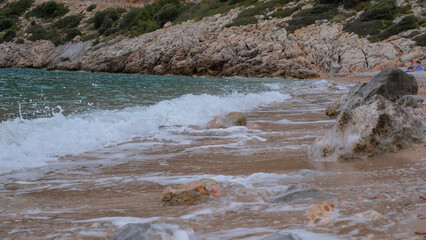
[162,178,220,206]
[207,112,247,129]
[373,195,387,200]
[354,210,383,221]
[365,233,376,239]
[305,202,335,226]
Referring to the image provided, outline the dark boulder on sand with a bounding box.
[326,67,418,117]
[311,96,425,160]
[311,67,425,160]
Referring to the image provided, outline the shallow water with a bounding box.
[0,69,425,239]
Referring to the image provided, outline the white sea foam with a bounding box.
[0,91,290,174]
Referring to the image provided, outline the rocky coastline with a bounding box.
[1,10,425,79]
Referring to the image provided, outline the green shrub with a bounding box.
[354,1,370,11]
[90,8,125,29]
[0,29,16,43]
[153,3,180,25]
[270,6,300,19]
[81,33,97,41]
[64,28,81,41]
[26,24,48,41]
[15,38,25,44]
[225,15,257,27]
[26,24,63,45]
[0,0,34,18]
[368,15,418,42]
[383,15,418,36]
[0,0,4,4]
[26,1,69,19]
[128,19,159,36]
[344,19,387,37]
[86,4,96,12]
[0,17,14,31]
[360,0,397,21]
[414,33,426,46]
[285,4,338,32]
[53,15,82,29]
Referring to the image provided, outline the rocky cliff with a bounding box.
[1,10,425,78]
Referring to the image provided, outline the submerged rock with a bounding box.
[207,112,247,129]
[310,97,426,160]
[261,233,299,240]
[325,67,418,117]
[305,202,335,226]
[354,210,383,221]
[268,185,330,203]
[111,223,194,240]
[162,178,220,206]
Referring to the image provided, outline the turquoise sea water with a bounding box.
[0,68,288,121]
[1,68,321,173]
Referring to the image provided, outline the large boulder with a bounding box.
[310,97,426,160]
[161,178,220,206]
[207,112,247,129]
[326,67,418,117]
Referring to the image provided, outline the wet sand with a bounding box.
[0,73,425,239]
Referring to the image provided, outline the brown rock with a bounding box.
[207,112,247,129]
[305,202,335,226]
[161,178,220,206]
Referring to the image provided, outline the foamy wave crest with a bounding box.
[0,91,290,174]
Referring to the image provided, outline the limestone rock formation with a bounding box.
[161,178,220,206]
[326,67,418,117]
[207,112,247,129]
[1,12,425,78]
[310,97,426,160]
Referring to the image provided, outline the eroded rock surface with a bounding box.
[310,97,426,160]
[207,112,247,129]
[162,178,220,206]
[1,13,425,78]
[326,67,418,117]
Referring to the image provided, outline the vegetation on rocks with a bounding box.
[369,15,418,42]
[414,33,426,46]
[53,15,82,29]
[285,3,338,33]
[86,4,96,12]
[26,1,69,19]
[90,8,125,36]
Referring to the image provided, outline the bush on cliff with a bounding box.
[26,1,69,19]
[0,17,13,31]
[86,4,96,12]
[226,0,293,27]
[414,33,426,46]
[369,15,418,42]
[64,28,81,41]
[120,0,181,36]
[0,28,16,43]
[53,15,82,29]
[0,0,34,18]
[90,8,125,36]
[270,6,300,19]
[285,3,338,33]
[344,19,389,37]
[360,0,397,21]
[26,24,63,46]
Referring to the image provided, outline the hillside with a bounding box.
[0,0,425,78]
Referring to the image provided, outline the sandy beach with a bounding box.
[0,70,425,239]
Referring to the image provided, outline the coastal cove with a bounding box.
[0,68,425,239]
